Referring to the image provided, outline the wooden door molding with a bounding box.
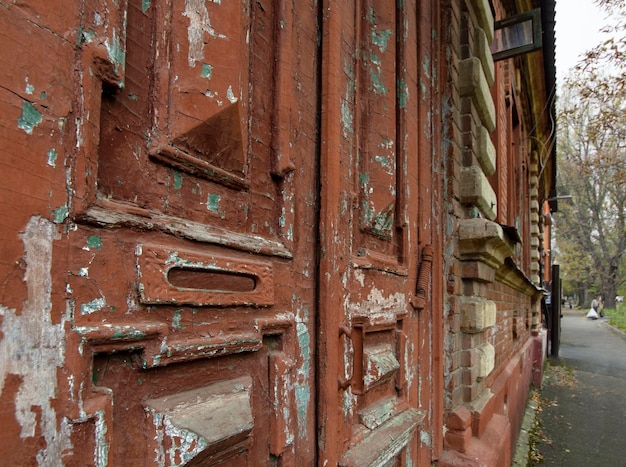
[71,0,295,258]
[62,0,318,464]
[317,0,430,464]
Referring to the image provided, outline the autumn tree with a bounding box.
[555,0,626,307]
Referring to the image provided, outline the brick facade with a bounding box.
[440,1,553,465]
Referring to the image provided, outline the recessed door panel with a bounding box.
[318,0,426,464]
[67,0,316,465]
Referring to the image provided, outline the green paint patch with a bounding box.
[295,384,310,437]
[47,148,57,167]
[127,93,138,100]
[81,29,97,45]
[207,193,221,213]
[367,6,376,25]
[172,310,184,329]
[40,91,46,100]
[371,29,392,52]
[173,171,183,189]
[341,99,353,136]
[359,172,370,185]
[371,204,394,239]
[375,155,391,168]
[201,63,214,79]
[105,33,126,78]
[422,54,431,78]
[369,52,381,66]
[397,77,409,108]
[362,200,375,225]
[87,235,102,249]
[52,205,69,224]
[370,67,387,95]
[17,101,42,135]
[111,328,145,340]
[142,0,151,12]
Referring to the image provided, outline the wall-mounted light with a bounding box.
[546,195,573,202]
[546,195,573,214]
[491,8,542,61]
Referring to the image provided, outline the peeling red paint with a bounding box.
[1,0,553,465]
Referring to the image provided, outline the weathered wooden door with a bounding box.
[317,1,436,465]
[57,0,439,464]
[67,0,318,465]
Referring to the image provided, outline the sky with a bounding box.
[554,0,610,82]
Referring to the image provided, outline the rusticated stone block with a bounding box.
[460,296,496,333]
[461,260,496,283]
[477,125,496,176]
[445,427,472,453]
[446,405,472,430]
[459,166,497,220]
[474,28,495,86]
[477,343,495,378]
[468,0,495,43]
[459,58,496,131]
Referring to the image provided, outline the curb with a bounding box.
[512,394,538,466]
[602,320,626,342]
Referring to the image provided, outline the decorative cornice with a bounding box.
[458,218,514,269]
[496,257,544,296]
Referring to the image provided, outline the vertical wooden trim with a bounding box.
[416,0,445,462]
[317,1,347,464]
[431,0,445,459]
[270,0,296,179]
[396,0,409,266]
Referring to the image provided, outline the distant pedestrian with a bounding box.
[588,296,600,320]
[599,297,605,318]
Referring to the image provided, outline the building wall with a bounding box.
[0,0,550,465]
[439,0,547,465]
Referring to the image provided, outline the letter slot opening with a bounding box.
[167,267,257,292]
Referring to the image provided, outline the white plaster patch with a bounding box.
[147,408,209,467]
[183,0,227,67]
[226,85,238,103]
[25,77,35,95]
[94,410,110,467]
[340,333,356,418]
[342,387,357,418]
[353,268,366,287]
[295,318,311,438]
[0,216,71,463]
[347,287,406,322]
[81,297,107,315]
[404,339,416,389]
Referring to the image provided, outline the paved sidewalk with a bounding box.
[532,309,626,466]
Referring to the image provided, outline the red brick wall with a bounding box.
[488,283,532,371]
